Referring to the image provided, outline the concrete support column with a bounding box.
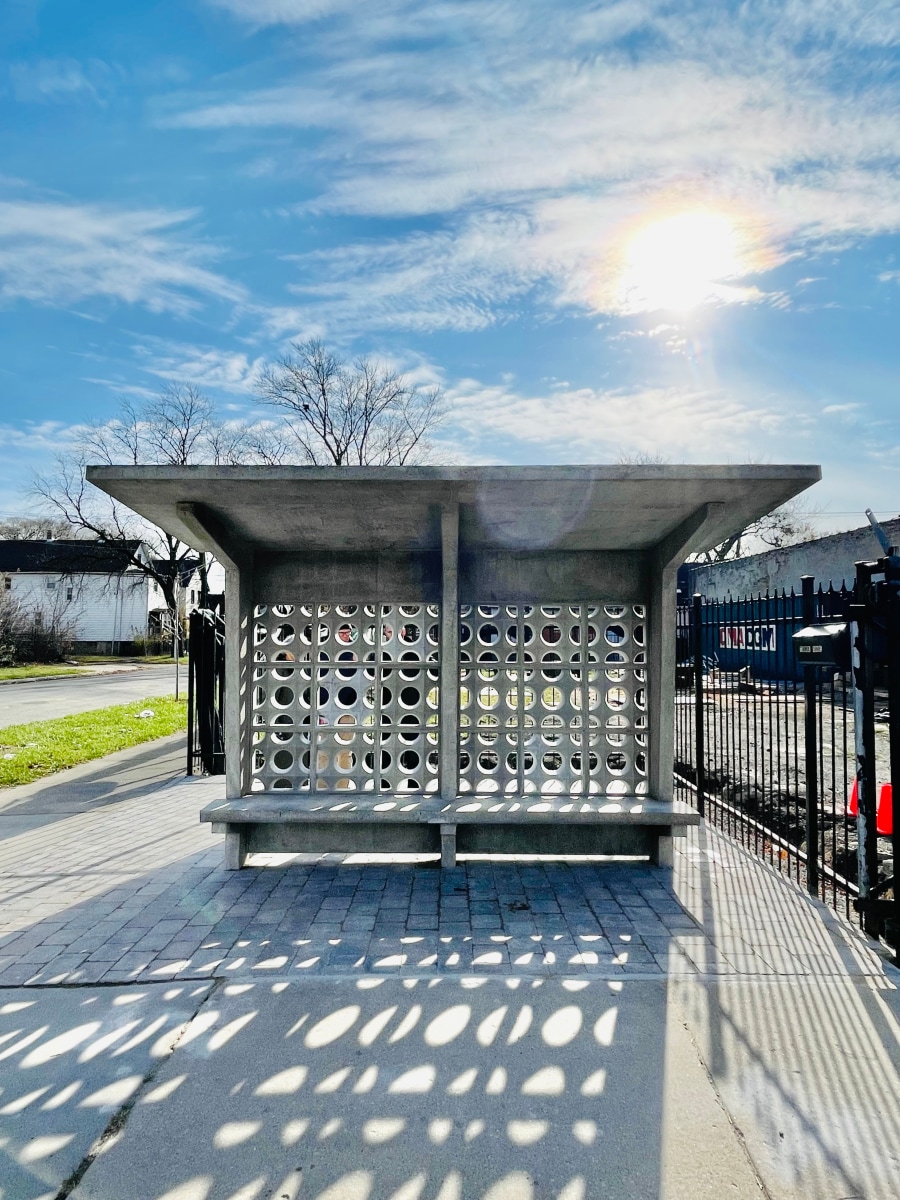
[225,562,254,801]
[647,563,676,804]
[439,499,460,808]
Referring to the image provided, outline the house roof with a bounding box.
[85,464,822,557]
[0,539,144,574]
[150,557,201,587]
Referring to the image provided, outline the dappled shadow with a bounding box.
[674,824,900,1198]
[1,976,668,1200]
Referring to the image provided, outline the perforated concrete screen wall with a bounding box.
[460,603,647,797]
[251,603,441,795]
[251,599,647,798]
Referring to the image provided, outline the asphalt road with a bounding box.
[0,664,185,728]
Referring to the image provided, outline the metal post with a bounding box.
[174,575,180,701]
[186,609,195,776]
[693,593,705,817]
[885,560,900,940]
[852,562,879,934]
[801,575,819,895]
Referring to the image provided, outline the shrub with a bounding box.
[0,592,76,664]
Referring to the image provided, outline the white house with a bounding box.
[0,539,152,654]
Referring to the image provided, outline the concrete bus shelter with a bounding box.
[87,464,820,869]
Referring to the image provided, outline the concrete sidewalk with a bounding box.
[1,745,899,1199]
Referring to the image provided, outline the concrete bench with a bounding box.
[200,795,701,870]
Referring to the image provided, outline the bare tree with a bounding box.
[33,384,258,619]
[690,499,820,564]
[0,515,78,540]
[256,339,446,466]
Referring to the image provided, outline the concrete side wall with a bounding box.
[253,549,648,604]
[690,518,900,598]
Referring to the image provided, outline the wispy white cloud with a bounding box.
[175,1,900,333]
[130,338,265,393]
[8,57,120,104]
[0,192,246,315]
[441,377,787,463]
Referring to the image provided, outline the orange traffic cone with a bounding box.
[876,783,893,836]
[847,779,859,818]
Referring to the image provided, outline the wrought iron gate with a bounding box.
[187,606,226,776]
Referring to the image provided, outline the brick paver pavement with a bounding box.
[0,769,889,989]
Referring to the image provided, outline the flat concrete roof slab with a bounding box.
[86,465,821,556]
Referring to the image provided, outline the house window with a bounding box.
[46,579,56,590]
[2,577,9,591]
[66,586,73,601]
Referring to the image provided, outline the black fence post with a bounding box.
[885,558,900,941]
[852,561,879,936]
[801,576,819,895]
[186,609,196,776]
[693,592,705,817]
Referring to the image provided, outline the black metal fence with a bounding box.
[187,606,226,776]
[675,578,860,923]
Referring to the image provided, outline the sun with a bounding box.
[619,210,746,313]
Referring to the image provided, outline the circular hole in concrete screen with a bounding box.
[541,715,564,744]
[399,686,421,708]
[541,654,562,680]
[336,623,358,645]
[272,730,293,744]
[253,686,266,708]
[634,605,645,617]
[399,750,420,772]
[542,751,563,774]
[541,605,562,617]
[336,686,358,709]
[478,604,500,617]
[254,624,267,645]
[399,623,421,644]
[635,688,646,710]
[399,604,420,616]
[477,749,499,773]
[605,651,628,664]
[427,623,440,645]
[459,751,472,771]
[542,686,564,710]
[607,752,628,774]
[335,604,358,617]
[478,624,500,646]
[636,752,646,775]
[605,605,626,618]
[478,687,500,710]
[427,750,439,772]
[335,750,357,774]
[607,780,628,795]
[607,731,626,747]
[272,749,294,772]
[605,625,626,645]
[426,686,439,708]
[606,687,627,710]
[541,624,562,646]
[507,751,535,773]
[459,623,472,646]
[606,668,626,682]
[272,686,294,708]
[633,625,645,646]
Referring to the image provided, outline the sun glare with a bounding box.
[619,211,746,313]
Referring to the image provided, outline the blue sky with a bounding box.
[1,0,898,533]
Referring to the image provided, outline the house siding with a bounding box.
[4,571,150,646]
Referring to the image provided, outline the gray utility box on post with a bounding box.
[793,623,850,670]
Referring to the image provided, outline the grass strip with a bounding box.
[0,664,93,682]
[0,695,187,788]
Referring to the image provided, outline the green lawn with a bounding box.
[0,664,91,682]
[0,696,187,788]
